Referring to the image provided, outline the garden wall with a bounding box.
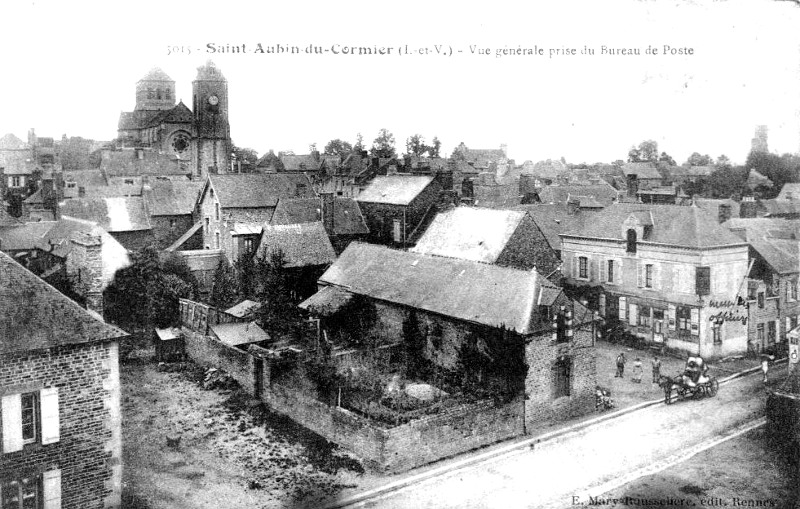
[183,329,258,393]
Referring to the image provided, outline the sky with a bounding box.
[1,0,799,166]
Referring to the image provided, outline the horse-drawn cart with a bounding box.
[659,356,719,404]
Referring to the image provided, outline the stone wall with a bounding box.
[67,231,104,315]
[0,341,121,509]
[183,329,258,393]
[497,213,561,278]
[151,215,198,250]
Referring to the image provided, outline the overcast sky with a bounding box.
[1,0,798,166]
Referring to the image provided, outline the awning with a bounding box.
[298,286,353,317]
[210,321,270,347]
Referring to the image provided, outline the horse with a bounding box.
[657,374,682,404]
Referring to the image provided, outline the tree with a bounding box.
[658,152,676,166]
[231,143,259,172]
[308,143,317,153]
[405,134,426,157]
[627,140,658,163]
[257,249,302,338]
[716,154,731,168]
[353,133,365,152]
[210,260,239,310]
[745,150,798,198]
[686,152,713,167]
[323,138,353,156]
[258,150,284,171]
[235,254,258,301]
[430,137,442,158]
[370,128,397,159]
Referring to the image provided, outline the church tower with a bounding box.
[192,61,231,177]
[135,68,176,111]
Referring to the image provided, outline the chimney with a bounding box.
[567,197,580,216]
[68,231,104,316]
[626,174,639,198]
[320,192,335,234]
[718,203,732,224]
[740,196,757,218]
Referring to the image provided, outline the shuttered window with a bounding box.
[2,388,59,453]
[619,296,627,321]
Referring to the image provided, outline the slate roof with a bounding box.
[0,206,23,228]
[280,154,321,172]
[746,169,773,189]
[0,251,128,355]
[411,207,526,264]
[562,203,747,249]
[208,173,314,209]
[59,197,152,232]
[224,300,263,319]
[776,183,800,201]
[669,165,715,178]
[0,149,35,175]
[693,198,741,220]
[140,102,193,129]
[356,175,435,206]
[514,203,586,251]
[761,199,800,217]
[298,285,354,317]
[537,184,619,206]
[0,221,58,251]
[0,133,26,150]
[722,218,799,274]
[257,222,336,268]
[317,242,548,334]
[270,197,369,236]
[146,180,204,216]
[100,149,189,177]
[64,169,108,188]
[622,162,662,180]
[211,322,269,347]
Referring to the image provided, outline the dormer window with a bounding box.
[626,229,637,254]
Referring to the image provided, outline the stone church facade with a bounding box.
[116,62,231,178]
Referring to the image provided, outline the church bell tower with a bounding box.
[192,61,231,177]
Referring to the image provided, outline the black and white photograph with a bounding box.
[1,0,800,507]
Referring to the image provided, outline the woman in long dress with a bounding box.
[632,358,643,383]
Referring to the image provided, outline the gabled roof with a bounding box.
[100,148,189,177]
[0,221,57,251]
[693,198,740,219]
[280,154,321,172]
[622,162,662,180]
[206,173,314,209]
[224,300,263,319]
[257,222,336,268]
[669,165,715,178]
[0,206,23,227]
[746,168,773,189]
[146,180,204,216]
[139,67,173,82]
[411,207,526,264]
[210,321,269,347]
[59,197,152,232]
[195,61,226,81]
[777,183,800,200]
[0,133,26,150]
[0,149,35,175]
[317,242,547,334]
[761,199,800,217]
[142,102,193,128]
[270,197,369,236]
[0,251,128,355]
[514,203,588,251]
[722,217,800,274]
[356,175,435,206]
[563,203,747,249]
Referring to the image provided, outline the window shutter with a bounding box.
[40,387,60,445]
[654,263,662,290]
[1,393,23,453]
[599,293,606,317]
[690,308,700,335]
[588,258,595,281]
[43,469,62,509]
[668,304,676,331]
[600,259,607,284]
[637,262,643,288]
[572,256,578,278]
[629,303,638,323]
[619,296,627,321]
[616,259,623,285]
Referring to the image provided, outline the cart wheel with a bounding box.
[710,379,719,396]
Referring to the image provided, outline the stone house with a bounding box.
[723,217,800,353]
[411,206,562,280]
[300,242,597,429]
[270,194,369,254]
[355,175,441,247]
[622,162,663,195]
[58,196,155,251]
[561,203,750,358]
[142,179,204,249]
[197,173,315,261]
[1,251,128,508]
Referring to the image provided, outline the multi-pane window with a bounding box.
[243,238,254,254]
[712,324,722,345]
[20,393,36,444]
[677,306,691,332]
[757,323,765,343]
[639,305,652,327]
[644,264,654,288]
[1,476,38,509]
[578,257,588,279]
[607,260,614,283]
[11,176,21,188]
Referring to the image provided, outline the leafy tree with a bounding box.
[430,137,442,158]
[323,138,353,156]
[308,143,317,153]
[716,154,731,168]
[231,143,259,172]
[686,152,713,167]
[148,273,193,328]
[210,260,239,309]
[353,133,365,153]
[627,140,658,163]
[258,150,284,171]
[257,249,302,338]
[406,134,427,157]
[705,165,749,199]
[745,150,799,198]
[658,152,676,166]
[235,254,258,301]
[370,128,397,159]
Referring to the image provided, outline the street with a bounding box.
[337,372,774,509]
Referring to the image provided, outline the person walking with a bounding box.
[761,354,774,384]
[616,352,626,378]
[632,358,643,383]
[651,355,661,383]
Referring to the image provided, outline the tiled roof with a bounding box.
[64,169,108,188]
[59,197,152,232]
[537,183,619,206]
[622,162,662,180]
[281,154,321,172]
[100,148,190,177]
[0,221,57,251]
[211,321,269,347]
[356,175,435,206]
[224,300,263,319]
[270,197,369,236]
[256,222,336,268]
[520,159,568,178]
[746,169,773,189]
[761,199,800,217]
[777,183,800,200]
[0,251,128,355]
[722,218,799,274]
[514,203,586,251]
[0,149,35,175]
[693,198,740,219]
[0,133,26,150]
[563,203,746,249]
[142,102,193,129]
[146,180,203,216]
[669,165,715,177]
[139,67,173,82]
[411,207,526,264]
[318,242,546,334]
[208,173,314,209]
[0,206,23,227]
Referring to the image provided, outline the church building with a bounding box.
[116,61,231,178]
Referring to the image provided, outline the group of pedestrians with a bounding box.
[615,352,661,383]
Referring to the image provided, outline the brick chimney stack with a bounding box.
[67,231,104,316]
